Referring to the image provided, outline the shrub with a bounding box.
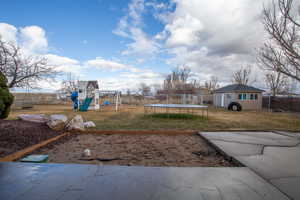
[0,72,14,119]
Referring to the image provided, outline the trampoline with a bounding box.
[144,104,208,118]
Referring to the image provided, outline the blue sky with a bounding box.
[1,0,175,91]
[1,0,126,58]
[1,0,298,92]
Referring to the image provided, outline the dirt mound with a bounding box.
[0,119,61,157]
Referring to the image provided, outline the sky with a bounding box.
[0,0,299,93]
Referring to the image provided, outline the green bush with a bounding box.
[0,72,14,119]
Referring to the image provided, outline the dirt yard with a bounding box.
[33,133,234,167]
[0,120,62,157]
[8,104,300,131]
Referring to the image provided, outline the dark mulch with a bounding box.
[0,119,62,157]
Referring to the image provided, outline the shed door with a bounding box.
[221,94,225,107]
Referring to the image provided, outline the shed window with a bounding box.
[250,94,254,100]
[238,94,247,100]
[255,94,258,100]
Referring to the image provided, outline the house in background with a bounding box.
[213,84,265,111]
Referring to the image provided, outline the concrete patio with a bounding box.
[200,131,300,200]
[0,162,289,200]
[1,131,299,200]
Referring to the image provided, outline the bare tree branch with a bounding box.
[257,0,300,82]
[0,36,58,88]
[163,65,192,90]
[204,76,219,94]
[265,71,288,96]
[138,82,151,96]
[231,66,253,85]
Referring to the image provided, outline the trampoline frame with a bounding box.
[144,104,208,119]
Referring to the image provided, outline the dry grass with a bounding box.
[8,104,300,131]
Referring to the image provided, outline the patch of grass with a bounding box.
[146,113,204,120]
[8,104,300,131]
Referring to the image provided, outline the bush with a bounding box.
[0,72,14,119]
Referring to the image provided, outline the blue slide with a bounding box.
[70,91,93,111]
[79,97,93,111]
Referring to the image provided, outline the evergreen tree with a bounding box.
[0,72,14,119]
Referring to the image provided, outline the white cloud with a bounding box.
[121,28,159,56]
[36,79,62,91]
[0,22,84,85]
[113,0,159,57]
[85,57,137,72]
[128,0,145,25]
[45,54,79,66]
[0,21,165,92]
[0,23,18,44]
[153,0,275,88]
[165,14,203,47]
[120,69,160,79]
[99,69,163,92]
[20,26,48,54]
[162,0,269,53]
[0,23,49,54]
[45,54,83,74]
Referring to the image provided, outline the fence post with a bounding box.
[268,95,271,112]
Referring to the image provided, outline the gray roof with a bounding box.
[214,84,264,93]
[78,81,99,89]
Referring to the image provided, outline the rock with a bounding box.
[18,114,49,123]
[84,121,96,128]
[83,149,91,157]
[66,115,85,131]
[47,114,68,131]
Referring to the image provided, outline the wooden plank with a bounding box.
[0,132,70,162]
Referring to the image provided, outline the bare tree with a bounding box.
[163,66,192,90]
[0,37,57,88]
[257,0,300,82]
[204,76,219,93]
[126,89,131,96]
[57,72,78,99]
[265,71,288,96]
[284,78,297,95]
[138,82,151,96]
[232,66,253,85]
[151,83,162,96]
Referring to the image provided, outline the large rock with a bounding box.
[47,114,68,131]
[18,114,49,123]
[66,115,85,131]
[84,121,96,128]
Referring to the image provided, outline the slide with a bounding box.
[79,97,93,111]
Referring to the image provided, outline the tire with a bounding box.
[228,102,242,111]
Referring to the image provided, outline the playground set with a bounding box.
[70,80,122,112]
